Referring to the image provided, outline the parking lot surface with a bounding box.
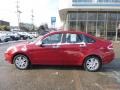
[0,41,120,90]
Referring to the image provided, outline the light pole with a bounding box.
[16,0,22,31]
[31,9,34,31]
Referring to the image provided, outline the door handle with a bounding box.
[80,44,86,47]
[52,45,60,48]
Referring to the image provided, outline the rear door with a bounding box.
[59,33,85,65]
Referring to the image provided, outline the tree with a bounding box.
[37,23,49,35]
[0,25,10,31]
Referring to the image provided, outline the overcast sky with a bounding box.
[0,0,61,27]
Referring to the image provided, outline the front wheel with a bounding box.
[83,56,101,72]
[14,54,30,70]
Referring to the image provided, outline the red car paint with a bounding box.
[4,31,115,66]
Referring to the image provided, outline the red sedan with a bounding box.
[4,31,115,72]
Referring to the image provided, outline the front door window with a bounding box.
[42,34,62,44]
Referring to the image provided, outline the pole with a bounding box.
[16,0,22,31]
[31,9,34,31]
[115,28,118,41]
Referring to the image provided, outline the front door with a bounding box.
[30,33,62,65]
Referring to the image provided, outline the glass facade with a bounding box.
[72,0,120,3]
[66,11,120,40]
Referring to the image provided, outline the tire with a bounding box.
[83,56,101,72]
[13,54,30,70]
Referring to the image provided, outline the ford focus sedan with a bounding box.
[4,31,115,72]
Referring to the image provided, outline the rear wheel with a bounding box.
[84,56,101,72]
[14,54,30,70]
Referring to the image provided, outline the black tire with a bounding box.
[83,56,101,72]
[13,54,30,70]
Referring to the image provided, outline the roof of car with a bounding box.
[47,30,97,40]
[49,30,87,34]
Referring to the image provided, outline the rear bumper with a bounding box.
[102,51,115,64]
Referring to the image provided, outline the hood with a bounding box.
[15,41,29,47]
[12,41,29,52]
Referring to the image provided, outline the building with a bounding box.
[0,20,10,31]
[59,0,120,40]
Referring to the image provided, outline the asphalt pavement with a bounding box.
[0,41,120,90]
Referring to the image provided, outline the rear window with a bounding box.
[84,35,96,43]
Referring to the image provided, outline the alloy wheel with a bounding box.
[14,54,30,70]
[84,56,101,72]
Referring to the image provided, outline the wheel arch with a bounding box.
[82,54,102,66]
[12,52,31,64]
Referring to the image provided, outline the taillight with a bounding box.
[107,43,113,50]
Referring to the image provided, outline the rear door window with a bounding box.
[63,33,83,43]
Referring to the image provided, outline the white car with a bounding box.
[29,32,39,38]
[18,32,33,39]
[0,34,11,42]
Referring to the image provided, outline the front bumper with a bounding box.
[4,52,13,64]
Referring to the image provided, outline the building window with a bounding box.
[72,0,92,2]
[98,0,120,3]
[107,21,116,40]
[73,0,120,3]
[72,0,78,2]
[98,0,104,2]
[98,13,106,21]
[68,21,76,30]
[97,21,106,37]
[68,12,77,20]
[107,13,117,21]
[77,21,86,31]
[87,21,96,35]
[117,13,120,21]
[112,0,120,3]
[88,13,97,21]
[78,12,87,20]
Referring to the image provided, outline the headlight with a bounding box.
[6,47,14,52]
[5,46,17,53]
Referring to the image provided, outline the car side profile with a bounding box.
[4,31,115,72]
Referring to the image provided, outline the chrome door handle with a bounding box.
[80,44,86,47]
[52,45,60,48]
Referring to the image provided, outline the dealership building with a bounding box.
[59,0,120,40]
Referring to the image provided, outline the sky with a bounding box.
[0,0,61,27]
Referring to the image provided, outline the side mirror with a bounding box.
[35,41,42,46]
